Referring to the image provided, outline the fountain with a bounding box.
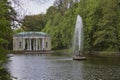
[73,15,86,60]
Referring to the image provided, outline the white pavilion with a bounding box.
[13,32,51,51]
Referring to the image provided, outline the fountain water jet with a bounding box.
[73,15,86,60]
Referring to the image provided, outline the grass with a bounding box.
[53,49,71,53]
[86,51,120,57]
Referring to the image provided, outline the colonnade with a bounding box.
[23,38,44,51]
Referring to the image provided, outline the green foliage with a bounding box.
[22,0,120,52]
[74,0,120,51]
[92,0,120,51]
[0,67,12,80]
[42,4,77,49]
[0,46,11,80]
[22,14,46,31]
[0,0,14,50]
[0,0,15,80]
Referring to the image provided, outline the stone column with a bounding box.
[16,39,18,50]
[35,38,37,50]
[39,38,42,50]
[39,39,41,50]
[38,39,39,50]
[39,39,42,50]
[23,38,25,50]
[27,39,29,50]
[42,38,44,50]
[29,38,31,51]
[26,39,28,50]
[28,38,30,50]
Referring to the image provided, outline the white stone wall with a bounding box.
[44,36,51,50]
[13,37,24,51]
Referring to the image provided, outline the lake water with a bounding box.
[6,53,120,80]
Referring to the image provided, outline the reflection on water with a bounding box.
[6,53,120,80]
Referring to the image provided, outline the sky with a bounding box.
[10,0,56,16]
[9,0,56,29]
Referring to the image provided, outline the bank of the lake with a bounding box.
[54,49,120,57]
[10,48,120,58]
[85,51,120,57]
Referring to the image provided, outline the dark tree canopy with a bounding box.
[22,14,46,31]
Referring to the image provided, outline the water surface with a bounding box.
[7,53,120,80]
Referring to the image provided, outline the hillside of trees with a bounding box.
[22,0,120,52]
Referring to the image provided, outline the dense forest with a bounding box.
[22,0,120,52]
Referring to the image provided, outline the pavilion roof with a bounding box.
[13,31,50,37]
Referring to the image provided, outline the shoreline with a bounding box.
[8,49,120,57]
[84,51,120,57]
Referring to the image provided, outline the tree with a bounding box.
[42,3,77,49]
[22,14,46,31]
[54,0,75,15]
[93,0,119,51]
[0,0,16,79]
